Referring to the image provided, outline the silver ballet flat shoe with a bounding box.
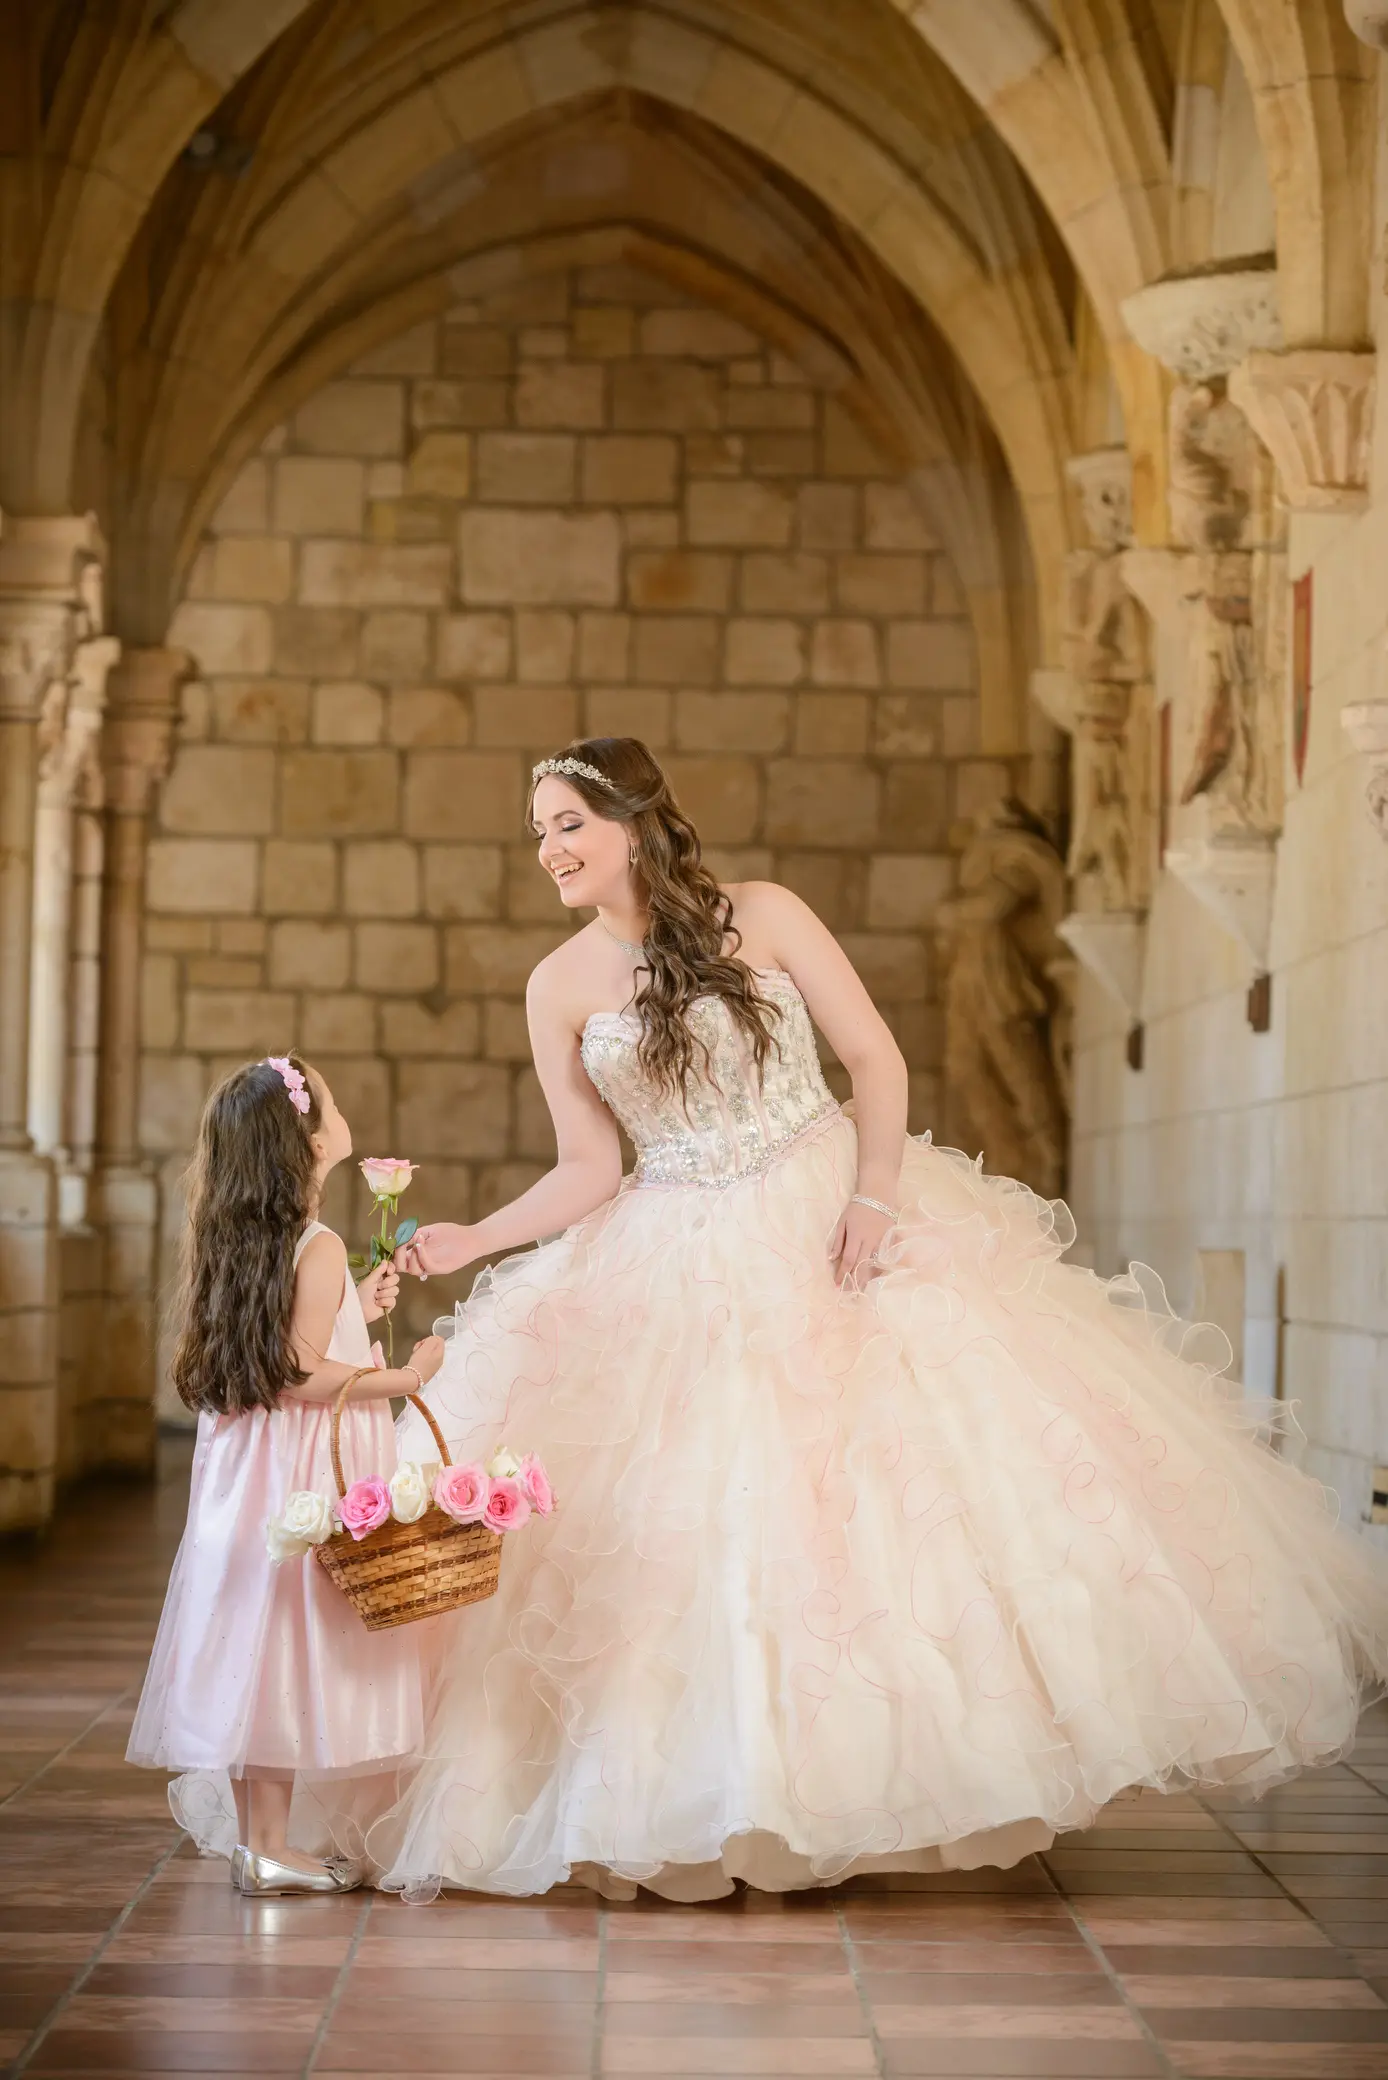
[230,1844,364,1895]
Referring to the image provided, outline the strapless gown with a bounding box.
[376,968,1388,1900]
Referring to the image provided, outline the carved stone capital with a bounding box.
[1056,911,1146,1018]
[1344,0,1388,47]
[1121,264,1283,382]
[1228,349,1376,512]
[1065,448,1133,551]
[101,647,193,817]
[0,513,108,721]
[0,512,106,607]
[1341,698,1388,836]
[0,600,80,721]
[1165,830,1278,968]
[38,636,120,803]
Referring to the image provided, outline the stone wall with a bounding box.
[1070,500,1388,1540]
[147,265,1000,1402]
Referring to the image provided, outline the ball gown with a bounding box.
[376,968,1388,1900]
[128,1222,427,1858]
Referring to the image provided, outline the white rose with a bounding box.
[266,1515,308,1563]
[389,1460,432,1524]
[281,1489,336,1546]
[487,1446,522,1479]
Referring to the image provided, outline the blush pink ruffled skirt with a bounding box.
[363,1117,1388,1900]
[128,1397,427,1860]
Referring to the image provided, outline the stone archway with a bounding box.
[142,271,1022,1402]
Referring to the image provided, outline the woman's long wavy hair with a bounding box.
[529,737,780,1097]
[170,1054,322,1416]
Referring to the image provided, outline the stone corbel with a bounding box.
[1164,830,1278,970]
[1055,910,1146,1020]
[1341,698,1388,837]
[1228,350,1376,512]
[1121,263,1283,384]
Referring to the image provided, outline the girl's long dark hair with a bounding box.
[170,1054,322,1415]
[529,737,780,1096]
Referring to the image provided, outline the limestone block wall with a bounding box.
[146,266,1001,1406]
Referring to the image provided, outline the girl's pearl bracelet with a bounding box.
[850,1193,900,1222]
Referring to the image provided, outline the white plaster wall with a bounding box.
[1070,492,1388,1545]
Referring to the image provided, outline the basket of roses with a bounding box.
[266,1375,554,1631]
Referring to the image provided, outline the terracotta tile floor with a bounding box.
[4,1440,1388,2080]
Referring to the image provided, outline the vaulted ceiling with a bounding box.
[0,0,1373,749]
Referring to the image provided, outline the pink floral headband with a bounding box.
[263,1056,310,1114]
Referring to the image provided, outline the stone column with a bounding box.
[28,634,119,1168]
[89,647,191,1475]
[0,513,105,1532]
[27,633,120,1481]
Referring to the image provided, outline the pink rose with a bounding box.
[519,1454,555,1516]
[339,1476,391,1541]
[360,1157,415,1199]
[483,1475,532,1534]
[434,1462,488,1524]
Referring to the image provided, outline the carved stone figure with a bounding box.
[1168,381,1256,553]
[1164,383,1284,836]
[935,799,1071,1199]
[1057,500,1148,914]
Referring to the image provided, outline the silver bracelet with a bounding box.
[851,1193,900,1222]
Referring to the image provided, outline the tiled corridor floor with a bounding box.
[2,1441,1387,2079]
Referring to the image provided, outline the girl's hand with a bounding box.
[406,1335,446,1387]
[355,1260,400,1322]
[829,1201,893,1290]
[396,1223,475,1279]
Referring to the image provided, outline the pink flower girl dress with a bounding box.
[376,968,1388,1902]
[128,1220,426,1858]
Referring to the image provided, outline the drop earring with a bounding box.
[629,846,638,865]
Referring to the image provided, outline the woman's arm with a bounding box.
[743,881,910,1284]
[398,964,624,1280]
[280,1232,444,1403]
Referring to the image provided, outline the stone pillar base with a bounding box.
[0,1147,59,1533]
[89,1164,161,1478]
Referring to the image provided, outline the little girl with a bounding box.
[127,1052,443,1895]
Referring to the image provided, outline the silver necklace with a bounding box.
[600,915,646,958]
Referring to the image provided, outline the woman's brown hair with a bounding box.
[170,1054,322,1416]
[529,737,780,1096]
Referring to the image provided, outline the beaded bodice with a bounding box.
[580,968,838,1188]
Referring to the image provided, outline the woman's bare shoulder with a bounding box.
[724,880,818,927]
[527,924,608,1025]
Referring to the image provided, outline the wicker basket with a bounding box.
[314,1377,502,1631]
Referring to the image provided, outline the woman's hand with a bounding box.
[395,1223,476,1279]
[355,1259,400,1322]
[404,1335,446,1387]
[829,1200,894,1290]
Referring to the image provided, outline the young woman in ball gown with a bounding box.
[377,736,1387,1902]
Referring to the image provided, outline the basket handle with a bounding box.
[329,1372,453,1499]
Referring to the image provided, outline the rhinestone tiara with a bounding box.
[531,756,618,791]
